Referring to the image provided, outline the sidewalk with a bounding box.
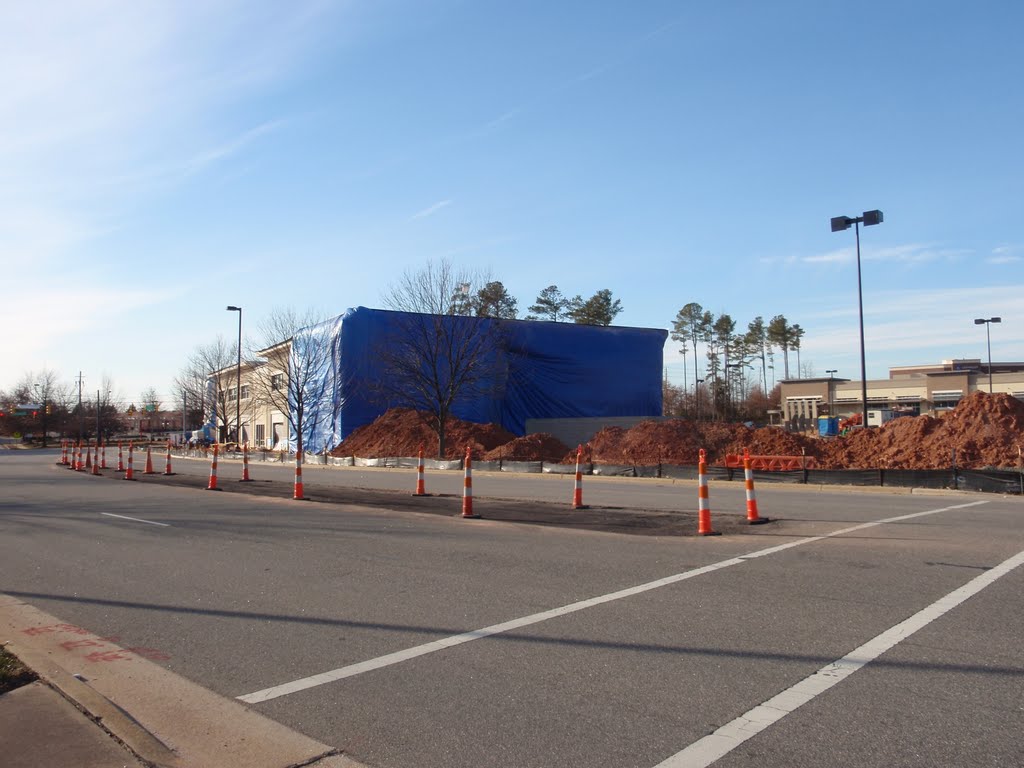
[0,679,145,768]
[1,596,365,768]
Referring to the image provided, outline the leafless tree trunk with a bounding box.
[174,336,237,441]
[377,259,510,458]
[248,307,336,458]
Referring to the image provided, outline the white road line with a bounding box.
[100,512,170,527]
[237,500,988,704]
[655,545,1024,768]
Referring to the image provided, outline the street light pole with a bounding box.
[227,306,242,445]
[831,210,883,428]
[826,369,837,417]
[974,317,1001,393]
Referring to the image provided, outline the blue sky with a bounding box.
[2,0,1022,407]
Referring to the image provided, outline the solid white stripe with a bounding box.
[100,513,170,528]
[655,546,1024,768]
[236,499,989,704]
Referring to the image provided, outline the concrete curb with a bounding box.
[7,640,181,768]
[0,596,367,768]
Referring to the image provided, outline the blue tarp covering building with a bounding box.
[293,307,668,454]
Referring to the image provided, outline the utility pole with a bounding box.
[96,390,101,442]
[76,371,84,440]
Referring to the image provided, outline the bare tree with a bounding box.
[175,336,237,441]
[97,376,126,441]
[16,368,67,446]
[248,307,336,457]
[378,258,510,457]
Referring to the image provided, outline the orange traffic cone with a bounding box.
[462,446,479,518]
[413,444,426,496]
[85,442,93,471]
[144,445,155,474]
[163,441,174,475]
[293,449,304,500]
[100,441,107,469]
[240,442,252,482]
[207,443,220,490]
[743,449,768,525]
[697,448,720,536]
[57,440,67,465]
[124,442,135,481]
[572,444,588,509]
[91,443,100,475]
[117,441,125,472]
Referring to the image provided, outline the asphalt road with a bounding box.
[2,449,1022,767]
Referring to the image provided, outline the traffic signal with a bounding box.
[46,404,53,415]
[32,410,38,418]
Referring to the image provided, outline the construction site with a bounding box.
[331,391,1024,478]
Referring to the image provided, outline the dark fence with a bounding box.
[170,448,1024,495]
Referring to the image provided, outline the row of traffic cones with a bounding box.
[60,437,767,532]
[60,440,298,497]
[408,444,769,533]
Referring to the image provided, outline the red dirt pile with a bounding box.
[332,393,1024,470]
[483,433,570,463]
[576,420,819,465]
[817,392,1024,469]
[332,408,516,460]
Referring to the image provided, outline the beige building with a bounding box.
[779,359,1024,431]
[209,341,292,450]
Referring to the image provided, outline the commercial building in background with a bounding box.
[779,359,1024,431]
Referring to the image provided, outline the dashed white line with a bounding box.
[655,545,1024,768]
[237,499,988,704]
[100,512,170,527]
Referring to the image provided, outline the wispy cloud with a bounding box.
[797,242,969,267]
[803,247,852,264]
[796,283,1024,372]
[988,254,1022,265]
[409,200,452,221]
[185,119,286,176]
[0,1,338,385]
[988,244,1021,264]
[0,3,331,226]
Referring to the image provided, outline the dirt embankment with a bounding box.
[332,393,1024,470]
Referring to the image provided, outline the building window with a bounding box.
[227,387,237,402]
[240,385,250,400]
[271,374,284,391]
[255,424,265,444]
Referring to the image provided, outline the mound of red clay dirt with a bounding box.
[332,408,516,460]
[332,393,1024,470]
[817,392,1024,469]
[573,420,819,465]
[483,433,570,463]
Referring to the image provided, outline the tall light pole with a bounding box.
[831,210,883,427]
[974,317,1001,393]
[826,369,837,417]
[226,306,242,445]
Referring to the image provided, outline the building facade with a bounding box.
[779,359,1024,431]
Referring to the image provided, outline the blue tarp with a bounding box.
[294,307,667,454]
